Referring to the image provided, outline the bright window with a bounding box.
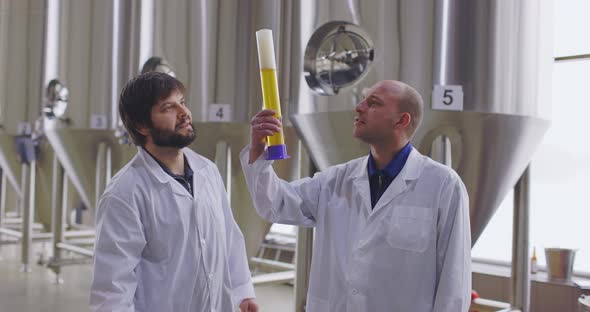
[530,60,590,273]
[553,0,590,57]
[472,0,590,273]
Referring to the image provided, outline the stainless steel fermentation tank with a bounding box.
[37,1,141,278]
[37,0,302,260]
[0,0,57,271]
[290,0,552,245]
[40,0,139,227]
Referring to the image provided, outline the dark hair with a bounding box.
[118,72,186,146]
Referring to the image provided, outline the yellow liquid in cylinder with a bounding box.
[260,68,285,146]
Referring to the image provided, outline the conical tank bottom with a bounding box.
[291,111,549,245]
[0,132,24,196]
[44,119,137,214]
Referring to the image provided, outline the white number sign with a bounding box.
[432,85,464,111]
[208,104,232,122]
[90,114,108,129]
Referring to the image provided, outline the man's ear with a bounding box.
[397,112,412,128]
[137,123,149,136]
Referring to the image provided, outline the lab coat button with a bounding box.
[352,288,359,295]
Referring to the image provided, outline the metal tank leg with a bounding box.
[0,173,6,259]
[295,227,313,312]
[49,155,65,283]
[0,173,5,226]
[95,143,106,210]
[20,162,34,272]
[510,165,531,312]
[295,160,316,312]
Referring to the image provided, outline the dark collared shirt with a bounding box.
[144,148,194,196]
[367,142,413,208]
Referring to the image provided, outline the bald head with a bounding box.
[373,80,424,138]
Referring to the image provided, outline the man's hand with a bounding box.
[239,298,259,312]
[249,109,282,164]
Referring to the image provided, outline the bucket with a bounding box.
[544,248,576,281]
[579,295,590,312]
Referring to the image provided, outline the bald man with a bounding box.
[240,80,471,312]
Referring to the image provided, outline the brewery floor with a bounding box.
[0,243,294,312]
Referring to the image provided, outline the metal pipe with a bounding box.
[249,257,295,271]
[431,135,452,167]
[442,136,451,166]
[63,230,95,238]
[554,54,590,63]
[511,165,531,311]
[0,173,6,258]
[95,143,106,209]
[47,257,94,268]
[252,270,295,286]
[56,242,94,257]
[214,141,231,198]
[295,160,316,311]
[106,145,112,185]
[0,228,52,240]
[295,226,313,311]
[0,173,6,226]
[2,218,43,228]
[20,161,35,272]
[225,145,231,199]
[50,154,65,278]
[0,227,23,238]
[62,238,94,245]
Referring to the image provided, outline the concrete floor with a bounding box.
[0,243,294,312]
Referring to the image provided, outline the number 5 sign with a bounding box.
[432,85,463,111]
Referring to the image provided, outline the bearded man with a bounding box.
[90,72,258,312]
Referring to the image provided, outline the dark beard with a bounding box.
[149,123,196,148]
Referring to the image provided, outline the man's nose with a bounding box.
[179,105,190,119]
[355,99,366,113]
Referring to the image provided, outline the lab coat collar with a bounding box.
[138,147,208,197]
[396,147,424,181]
[352,157,372,211]
[352,147,423,180]
[353,148,425,213]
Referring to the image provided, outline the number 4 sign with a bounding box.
[432,85,463,111]
[208,104,232,122]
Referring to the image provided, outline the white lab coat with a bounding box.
[240,146,471,312]
[91,147,254,312]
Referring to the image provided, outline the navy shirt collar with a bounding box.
[160,156,193,182]
[367,142,413,178]
[143,148,194,190]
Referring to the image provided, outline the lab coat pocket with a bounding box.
[386,206,434,253]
